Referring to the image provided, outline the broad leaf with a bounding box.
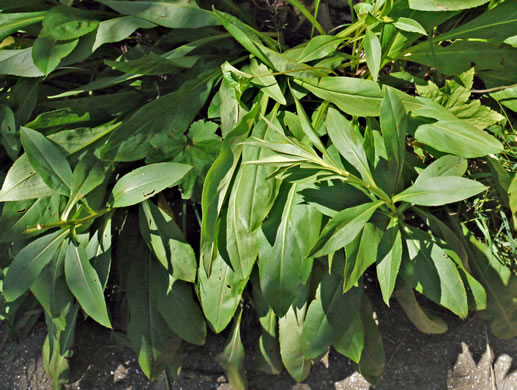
[310,201,384,258]
[111,162,192,208]
[0,48,44,77]
[93,16,155,51]
[393,176,486,206]
[20,127,72,196]
[415,155,467,183]
[42,6,99,40]
[333,313,364,364]
[3,229,68,302]
[64,242,111,328]
[32,36,78,75]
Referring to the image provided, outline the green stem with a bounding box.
[26,208,111,234]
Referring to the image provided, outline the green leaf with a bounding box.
[148,119,221,201]
[491,85,517,113]
[0,48,44,77]
[225,169,258,280]
[465,230,517,339]
[364,28,381,82]
[302,252,362,359]
[0,104,20,160]
[333,313,364,364]
[235,120,280,232]
[126,246,183,380]
[380,87,408,194]
[394,284,448,334]
[111,162,192,208]
[402,227,468,318]
[42,6,99,40]
[66,154,105,214]
[344,223,382,293]
[85,220,112,291]
[415,155,467,183]
[259,184,321,316]
[376,217,403,305]
[408,0,489,11]
[149,261,206,345]
[139,200,196,283]
[200,103,260,275]
[296,35,345,63]
[295,77,420,117]
[393,176,486,206]
[393,17,427,35]
[64,242,111,328]
[93,16,155,51]
[20,127,72,196]
[510,175,517,230]
[216,309,247,390]
[0,195,64,242]
[197,254,248,333]
[32,35,79,75]
[326,107,374,185]
[278,286,311,382]
[0,154,56,202]
[357,297,385,386]
[99,0,220,28]
[310,201,384,258]
[4,229,68,302]
[415,120,503,158]
[0,11,46,41]
[248,59,286,105]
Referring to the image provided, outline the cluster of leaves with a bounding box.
[0,0,516,388]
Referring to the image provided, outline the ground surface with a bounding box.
[1,290,517,390]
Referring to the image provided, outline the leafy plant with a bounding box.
[0,0,516,389]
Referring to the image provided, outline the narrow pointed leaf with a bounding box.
[364,28,381,82]
[376,218,403,305]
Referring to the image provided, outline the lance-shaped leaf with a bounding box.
[333,312,364,364]
[259,184,321,316]
[98,0,219,28]
[0,104,20,161]
[3,229,68,302]
[226,169,258,280]
[381,87,408,194]
[394,284,448,334]
[279,285,311,382]
[326,107,375,185]
[296,35,345,63]
[0,11,46,41]
[65,242,111,328]
[93,16,156,51]
[20,127,72,196]
[236,119,280,233]
[139,200,196,283]
[42,6,99,40]
[393,17,427,35]
[0,48,44,77]
[302,251,362,359]
[32,35,79,76]
[409,0,489,12]
[402,227,468,318]
[357,297,385,386]
[294,77,420,117]
[216,309,247,390]
[198,254,248,333]
[150,260,206,345]
[509,175,517,230]
[200,104,260,275]
[364,28,381,82]
[393,176,485,206]
[376,217,403,305]
[85,220,112,291]
[344,223,382,293]
[112,162,191,208]
[291,86,327,153]
[65,155,105,215]
[310,201,384,258]
[126,247,183,380]
[415,120,503,158]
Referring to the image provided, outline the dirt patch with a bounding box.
[1,293,517,390]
